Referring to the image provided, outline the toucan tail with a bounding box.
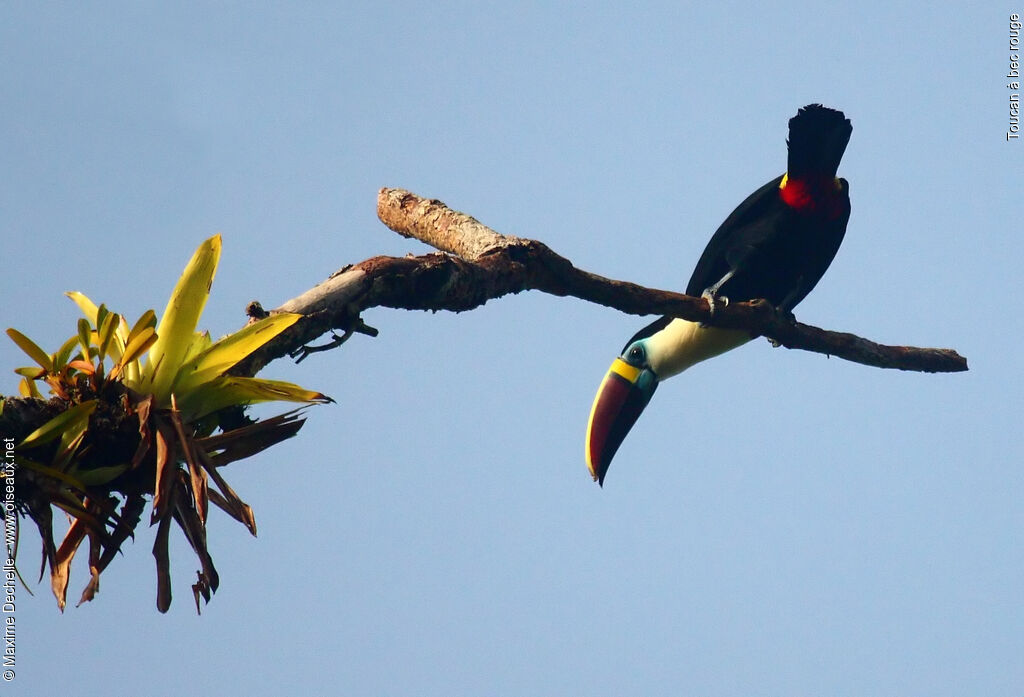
[786,104,852,179]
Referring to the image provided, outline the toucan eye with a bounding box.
[628,345,644,363]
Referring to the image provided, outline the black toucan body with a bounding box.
[586,104,852,485]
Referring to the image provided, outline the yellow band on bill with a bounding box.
[608,358,642,384]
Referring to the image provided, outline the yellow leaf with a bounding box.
[175,376,331,420]
[6,328,53,372]
[14,366,46,379]
[18,400,97,450]
[182,330,212,363]
[173,313,300,394]
[18,377,40,398]
[115,326,157,375]
[128,309,157,341]
[107,315,128,365]
[66,291,100,324]
[142,235,222,402]
[122,313,157,386]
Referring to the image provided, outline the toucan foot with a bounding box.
[699,289,729,327]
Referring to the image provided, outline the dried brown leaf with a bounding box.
[152,511,173,613]
[96,493,146,574]
[197,409,307,467]
[192,570,213,614]
[150,416,177,524]
[51,518,88,612]
[169,399,208,525]
[190,459,208,525]
[130,394,153,469]
[197,448,256,536]
[171,474,219,613]
[76,528,102,606]
[32,503,57,583]
[206,488,246,526]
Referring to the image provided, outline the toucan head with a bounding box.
[585,338,659,486]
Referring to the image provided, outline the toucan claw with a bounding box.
[699,289,729,327]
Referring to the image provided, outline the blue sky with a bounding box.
[1,3,1020,695]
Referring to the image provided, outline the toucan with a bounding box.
[585,104,853,485]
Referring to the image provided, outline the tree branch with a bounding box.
[237,188,966,375]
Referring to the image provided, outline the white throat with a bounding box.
[645,319,751,380]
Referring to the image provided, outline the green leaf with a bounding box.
[141,235,222,402]
[108,314,128,364]
[6,328,53,372]
[53,335,80,373]
[95,305,109,338]
[18,400,98,450]
[71,464,129,486]
[52,427,87,472]
[173,313,300,394]
[97,310,118,362]
[77,318,92,360]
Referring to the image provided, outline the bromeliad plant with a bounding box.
[3,235,329,612]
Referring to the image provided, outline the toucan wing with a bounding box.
[685,175,788,299]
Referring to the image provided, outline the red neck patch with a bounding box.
[779,174,844,218]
